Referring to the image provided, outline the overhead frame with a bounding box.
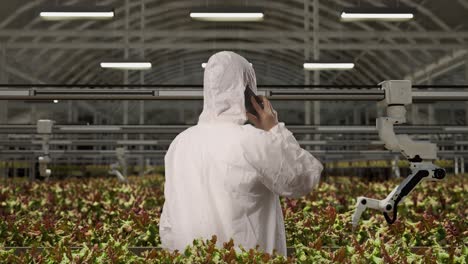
[0,125,468,134]
[1,150,467,159]
[0,139,468,147]
[0,88,467,101]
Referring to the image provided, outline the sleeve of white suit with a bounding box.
[243,122,323,198]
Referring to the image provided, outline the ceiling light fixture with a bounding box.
[39,6,114,20]
[340,8,414,22]
[190,7,264,22]
[303,62,355,70]
[202,62,252,68]
[100,61,152,70]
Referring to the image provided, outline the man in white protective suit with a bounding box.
[159,51,323,255]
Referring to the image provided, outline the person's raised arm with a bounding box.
[244,96,323,198]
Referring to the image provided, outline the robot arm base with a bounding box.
[38,156,51,178]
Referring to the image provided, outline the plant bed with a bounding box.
[0,174,466,263]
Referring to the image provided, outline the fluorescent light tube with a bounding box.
[190,13,264,21]
[202,62,251,68]
[39,6,114,20]
[340,8,414,21]
[190,7,264,22]
[100,62,152,70]
[303,62,355,70]
[40,11,114,20]
[53,100,59,103]
[341,12,413,21]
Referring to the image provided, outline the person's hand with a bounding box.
[246,96,278,131]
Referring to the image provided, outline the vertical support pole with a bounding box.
[139,0,145,177]
[450,108,456,125]
[364,110,370,125]
[0,44,7,179]
[461,156,465,174]
[428,104,435,125]
[411,105,418,125]
[122,0,130,177]
[353,108,361,124]
[454,156,459,175]
[30,156,36,181]
[312,0,321,150]
[427,77,436,125]
[465,56,468,126]
[93,111,100,167]
[13,160,17,177]
[0,44,7,124]
[303,0,311,149]
[67,100,73,169]
[123,0,130,143]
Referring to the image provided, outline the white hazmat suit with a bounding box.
[160,51,323,255]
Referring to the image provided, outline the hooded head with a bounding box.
[198,51,257,125]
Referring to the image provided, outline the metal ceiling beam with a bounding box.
[3,42,465,51]
[4,1,460,86]
[405,50,468,83]
[19,0,435,84]
[0,52,116,124]
[1,30,468,39]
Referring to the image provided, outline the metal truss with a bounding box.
[0,0,466,85]
[0,125,467,135]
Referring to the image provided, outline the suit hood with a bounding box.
[198,51,257,124]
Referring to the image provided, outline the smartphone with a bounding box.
[244,85,264,117]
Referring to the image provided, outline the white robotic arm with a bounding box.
[37,120,53,179]
[351,81,446,228]
[109,147,128,183]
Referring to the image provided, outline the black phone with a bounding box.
[244,85,264,117]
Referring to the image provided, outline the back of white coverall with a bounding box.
[159,51,323,255]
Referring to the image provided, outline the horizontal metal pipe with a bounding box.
[1,125,468,134]
[0,88,467,101]
[1,150,467,158]
[1,139,467,146]
[1,84,466,88]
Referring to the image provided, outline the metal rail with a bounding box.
[0,84,467,89]
[0,139,467,146]
[1,150,467,158]
[1,88,468,101]
[0,125,467,134]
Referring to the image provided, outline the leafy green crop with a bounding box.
[0,174,466,263]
